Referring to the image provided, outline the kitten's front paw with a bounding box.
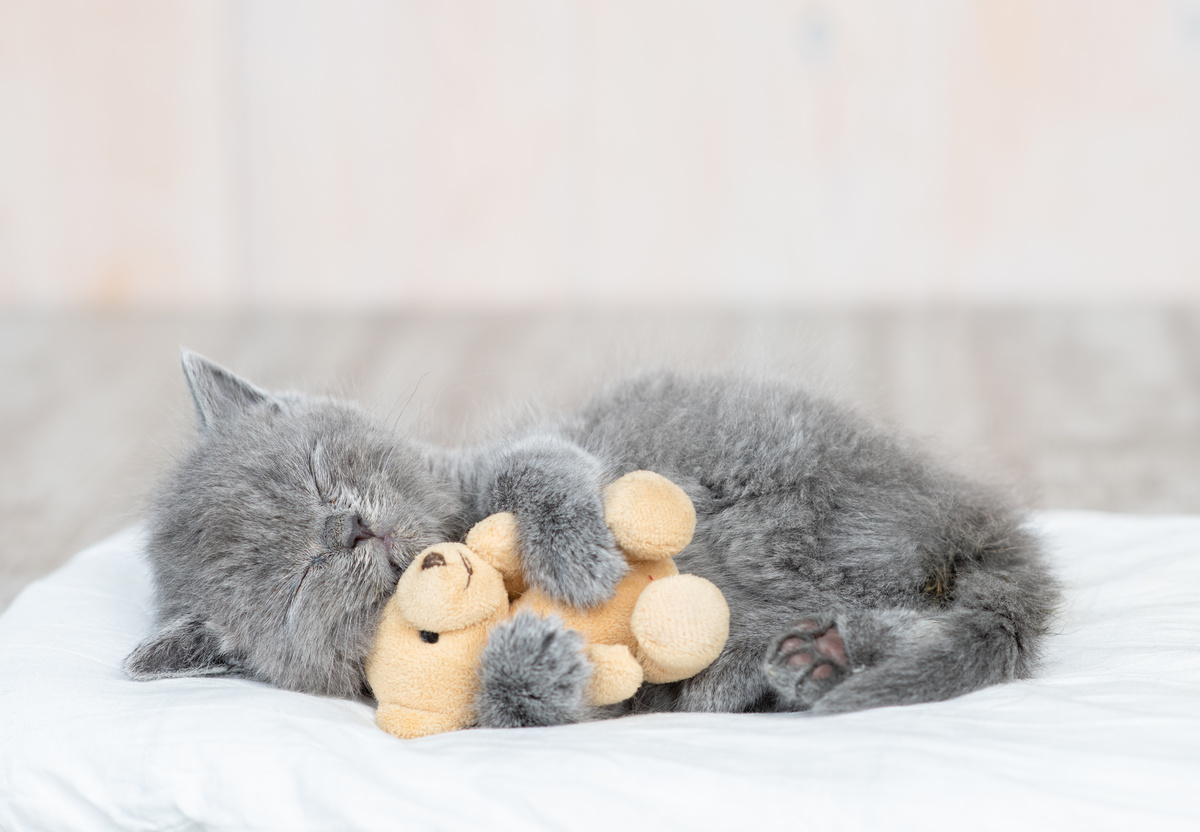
[519,501,626,608]
[475,612,594,728]
[764,616,851,708]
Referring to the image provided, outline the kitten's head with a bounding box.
[124,351,461,697]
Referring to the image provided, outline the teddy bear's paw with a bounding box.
[475,612,594,728]
[604,471,696,562]
[376,704,465,740]
[632,574,730,684]
[763,616,851,708]
[585,643,643,705]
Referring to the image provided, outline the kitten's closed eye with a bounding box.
[308,444,331,504]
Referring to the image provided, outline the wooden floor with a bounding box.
[2,307,1198,613]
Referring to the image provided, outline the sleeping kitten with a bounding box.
[126,352,1058,724]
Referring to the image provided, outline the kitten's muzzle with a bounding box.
[324,511,380,550]
[348,513,376,546]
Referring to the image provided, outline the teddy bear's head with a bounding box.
[393,542,508,633]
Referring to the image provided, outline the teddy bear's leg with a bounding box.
[375,703,467,739]
[603,471,696,561]
[585,643,644,705]
[630,574,730,684]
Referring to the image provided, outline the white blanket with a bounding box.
[1,512,1198,831]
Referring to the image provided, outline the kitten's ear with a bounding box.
[180,349,271,432]
[123,616,243,680]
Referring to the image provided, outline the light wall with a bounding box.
[2,0,1198,308]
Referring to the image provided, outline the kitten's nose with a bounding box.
[421,551,447,570]
[348,513,375,546]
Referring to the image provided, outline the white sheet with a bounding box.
[1,512,1198,831]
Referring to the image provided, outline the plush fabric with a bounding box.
[1,512,1198,831]
[368,542,508,739]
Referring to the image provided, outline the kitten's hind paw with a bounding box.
[765,616,851,708]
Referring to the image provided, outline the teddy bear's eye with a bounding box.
[419,631,439,644]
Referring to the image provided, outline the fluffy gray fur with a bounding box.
[473,612,594,728]
[126,352,1059,725]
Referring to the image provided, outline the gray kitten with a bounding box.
[126,352,1058,725]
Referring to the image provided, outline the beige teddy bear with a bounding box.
[365,470,730,739]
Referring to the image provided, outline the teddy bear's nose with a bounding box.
[421,551,447,570]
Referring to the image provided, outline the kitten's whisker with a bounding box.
[386,371,431,436]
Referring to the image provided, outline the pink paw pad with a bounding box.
[766,617,851,705]
[814,630,846,664]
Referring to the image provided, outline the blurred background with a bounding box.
[1,1,1199,609]
[4,0,1199,307]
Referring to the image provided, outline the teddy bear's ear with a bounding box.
[396,544,509,631]
[465,513,527,598]
[604,471,696,561]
